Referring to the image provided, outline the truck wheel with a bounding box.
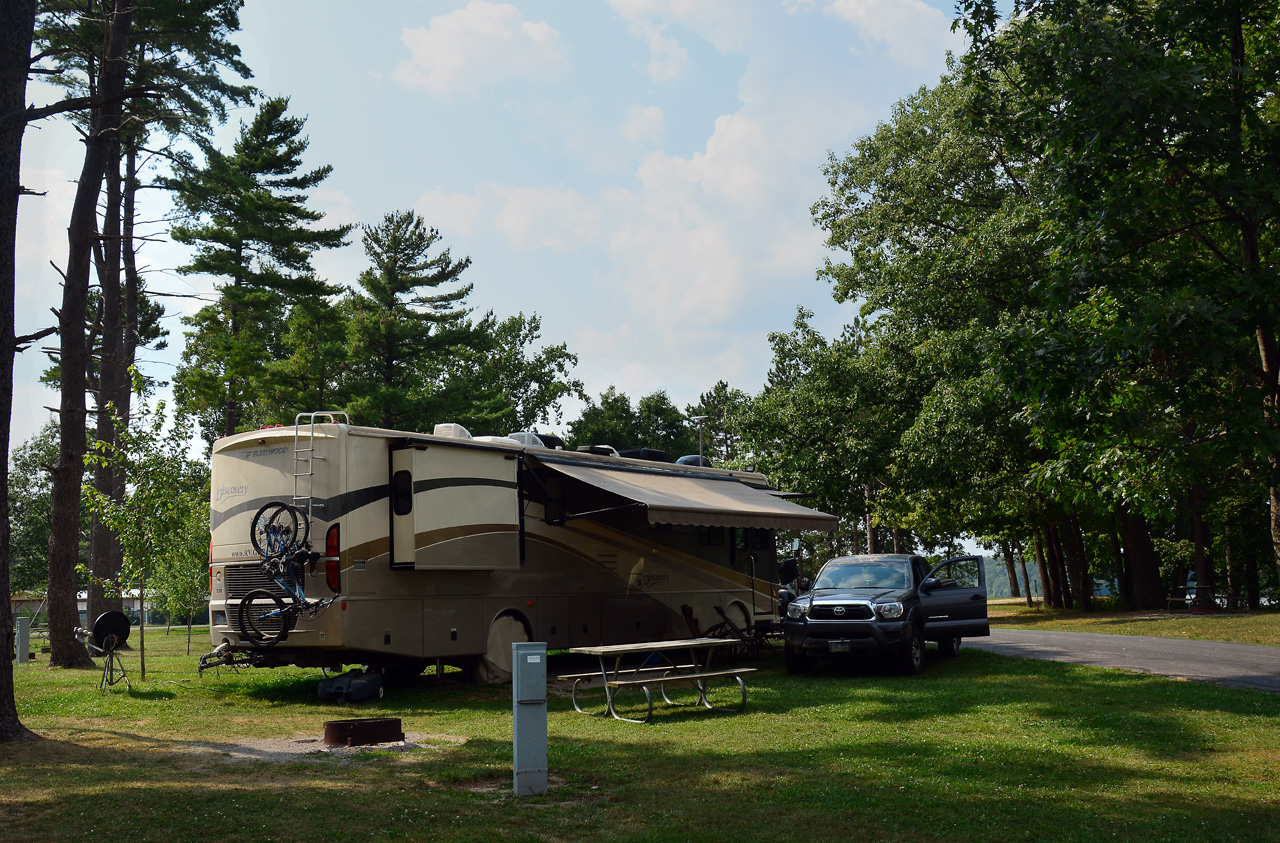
[897,625,925,675]
[784,642,813,674]
[936,637,961,658]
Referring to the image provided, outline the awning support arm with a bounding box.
[520,454,570,524]
[554,502,646,525]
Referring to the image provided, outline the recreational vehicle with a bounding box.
[203,414,837,681]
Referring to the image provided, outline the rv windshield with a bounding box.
[813,559,909,590]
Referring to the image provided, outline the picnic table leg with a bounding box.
[571,678,608,716]
[699,674,748,713]
[603,655,618,719]
[608,685,654,724]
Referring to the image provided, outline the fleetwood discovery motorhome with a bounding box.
[202,413,837,681]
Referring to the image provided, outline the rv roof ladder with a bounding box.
[292,412,349,532]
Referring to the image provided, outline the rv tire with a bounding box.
[382,658,431,684]
[473,613,529,683]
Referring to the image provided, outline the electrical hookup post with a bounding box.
[512,641,548,796]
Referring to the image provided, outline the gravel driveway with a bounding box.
[966,628,1280,694]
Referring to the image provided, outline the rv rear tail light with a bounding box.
[208,539,214,595]
[325,524,341,593]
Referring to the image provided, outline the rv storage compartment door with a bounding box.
[394,444,520,571]
[390,447,416,567]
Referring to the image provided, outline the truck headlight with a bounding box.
[786,600,809,619]
[876,602,903,620]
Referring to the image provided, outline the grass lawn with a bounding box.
[990,600,1280,646]
[3,626,1279,842]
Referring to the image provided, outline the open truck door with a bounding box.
[920,555,990,641]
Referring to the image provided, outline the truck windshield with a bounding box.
[814,560,909,590]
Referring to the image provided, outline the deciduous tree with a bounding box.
[959,0,1280,603]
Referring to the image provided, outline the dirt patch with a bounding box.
[185,732,467,763]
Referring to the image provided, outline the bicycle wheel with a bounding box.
[238,588,293,647]
[250,503,300,557]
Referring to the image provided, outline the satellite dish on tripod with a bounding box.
[92,610,130,653]
[75,611,132,691]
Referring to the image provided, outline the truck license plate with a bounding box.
[829,640,851,653]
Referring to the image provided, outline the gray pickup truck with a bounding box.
[779,554,990,674]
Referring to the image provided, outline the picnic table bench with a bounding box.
[559,637,757,723]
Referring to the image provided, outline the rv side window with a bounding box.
[392,470,413,516]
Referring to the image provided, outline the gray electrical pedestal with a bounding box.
[16,615,30,664]
[512,641,548,796]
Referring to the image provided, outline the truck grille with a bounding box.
[809,603,875,620]
[224,563,290,599]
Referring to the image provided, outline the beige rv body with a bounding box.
[207,419,835,678]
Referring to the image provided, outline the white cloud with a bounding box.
[492,185,604,253]
[16,167,76,310]
[621,104,666,146]
[311,188,362,229]
[394,1,568,99]
[825,0,964,67]
[415,188,488,238]
[627,20,689,81]
[607,0,750,53]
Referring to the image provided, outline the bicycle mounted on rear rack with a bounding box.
[232,501,337,647]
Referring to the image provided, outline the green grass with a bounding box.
[990,600,1280,646]
[4,627,1279,842]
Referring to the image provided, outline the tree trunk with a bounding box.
[1271,469,1280,590]
[1190,484,1217,613]
[1223,522,1240,610]
[0,0,41,741]
[48,0,135,669]
[88,140,125,624]
[1110,524,1131,609]
[1065,515,1092,612]
[1000,539,1021,598]
[1046,524,1071,609]
[1245,550,1260,610]
[1033,530,1058,608]
[1013,537,1034,606]
[863,484,877,553]
[1117,504,1163,609]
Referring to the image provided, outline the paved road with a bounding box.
[965,628,1280,694]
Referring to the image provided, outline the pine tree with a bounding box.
[168,97,352,441]
[341,210,482,430]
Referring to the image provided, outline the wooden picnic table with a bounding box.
[559,637,756,723]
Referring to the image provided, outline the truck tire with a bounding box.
[936,637,961,658]
[784,642,813,674]
[896,624,925,675]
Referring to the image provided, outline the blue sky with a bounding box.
[17,0,967,446]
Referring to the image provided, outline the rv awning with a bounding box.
[534,459,838,532]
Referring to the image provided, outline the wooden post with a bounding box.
[138,576,146,681]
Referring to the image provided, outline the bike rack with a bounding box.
[292,411,349,535]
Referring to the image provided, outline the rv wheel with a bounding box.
[473,614,529,684]
[382,658,431,684]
